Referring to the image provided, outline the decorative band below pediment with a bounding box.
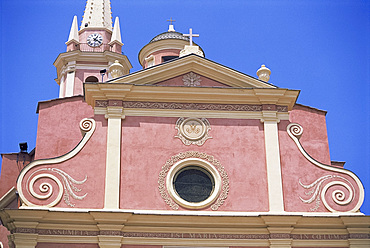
[95,100,288,112]
[13,228,369,240]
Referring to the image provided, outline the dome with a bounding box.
[149,31,190,43]
[138,26,204,69]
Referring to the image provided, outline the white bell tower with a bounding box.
[54,0,132,98]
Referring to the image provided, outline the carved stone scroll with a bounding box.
[17,118,96,208]
[287,123,364,212]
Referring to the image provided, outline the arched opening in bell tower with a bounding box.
[85,76,99,82]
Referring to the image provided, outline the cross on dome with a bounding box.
[167,17,176,25]
[167,17,176,32]
[183,28,199,46]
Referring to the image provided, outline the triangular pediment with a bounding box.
[109,54,277,89]
[154,72,230,88]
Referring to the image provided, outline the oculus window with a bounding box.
[166,158,222,209]
[174,166,214,203]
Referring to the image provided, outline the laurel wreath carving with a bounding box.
[158,151,229,210]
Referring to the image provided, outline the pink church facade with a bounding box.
[0,1,368,248]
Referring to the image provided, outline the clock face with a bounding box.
[87,33,103,47]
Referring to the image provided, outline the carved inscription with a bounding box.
[123,232,269,239]
[38,229,99,236]
[292,234,349,240]
[14,228,368,240]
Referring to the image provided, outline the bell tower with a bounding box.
[54,0,132,98]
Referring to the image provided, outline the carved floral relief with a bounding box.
[182,72,201,86]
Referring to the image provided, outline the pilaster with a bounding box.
[64,62,76,97]
[348,239,370,247]
[268,227,293,248]
[10,233,38,248]
[97,225,123,248]
[98,235,122,248]
[342,217,370,247]
[269,239,292,248]
[58,74,65,98]
[261,110,284,213]
[104,106,125,209]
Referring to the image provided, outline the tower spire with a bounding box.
[81,0,113,30]
[110,17,123,45]
[66,16,79,45]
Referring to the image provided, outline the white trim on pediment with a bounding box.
[110,54,276,89]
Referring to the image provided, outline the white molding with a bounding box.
[263,115,285,213]
[104,107,124,209]
[65,70,75,97]
[13,206,366,216]
[58,75,65,98]
[94,108,290,121]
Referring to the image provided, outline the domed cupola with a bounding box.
[138,23,204,69]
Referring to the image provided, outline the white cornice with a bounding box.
[54,51,132,84]
[112,55,275,89]
[3,206,366,247]
[84,84,299,111]
[139,39,190,66]
[94,108,290,121]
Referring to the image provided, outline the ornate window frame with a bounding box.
[166,158,222,209]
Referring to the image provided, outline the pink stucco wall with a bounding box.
[289,104,331,164]
[0,154,31,197]
[27,96,106,208]
[18,96,361,212]
[143,49,181,68]
[119,116,269,212]
[35,96,94,159]
[74,66,108,95]
[279,105,361,212]
[0,226,10,248]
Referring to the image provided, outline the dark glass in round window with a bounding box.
[174,166,214,203]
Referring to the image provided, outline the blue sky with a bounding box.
[1,0,369,214]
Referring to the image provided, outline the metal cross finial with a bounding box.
[167,18,176,25]
[183,28,199,46]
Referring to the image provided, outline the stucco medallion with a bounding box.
[175,117,211,146]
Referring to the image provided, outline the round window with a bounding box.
[166,158,222,209]
[174,166,214,203]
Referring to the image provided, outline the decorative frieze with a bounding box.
[13,228,369,241]
[95,100,289,112]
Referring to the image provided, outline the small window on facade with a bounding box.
[162,56,178,63]
[174,166,214,203]
[85,76,99,82]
